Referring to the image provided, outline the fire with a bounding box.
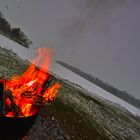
[5,48,60,117]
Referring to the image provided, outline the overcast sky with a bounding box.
[0,0,140,99]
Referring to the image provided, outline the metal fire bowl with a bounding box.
[0,114,38,140]
[0,81,39,139]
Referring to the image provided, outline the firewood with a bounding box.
[5,89,23,117]
[32,102,51,106]
[20,91,51,107]
[0,82,5,116]
[41,75,56,94]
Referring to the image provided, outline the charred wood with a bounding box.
[0,82,5,116]
[5,89,23,117]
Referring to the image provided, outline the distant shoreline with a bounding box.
[56,60,140,110]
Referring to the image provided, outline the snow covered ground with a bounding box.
[0,34,140,116]
[0,34,35,60]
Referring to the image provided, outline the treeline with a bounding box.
[0,11,32,48]
[56,60,140,109]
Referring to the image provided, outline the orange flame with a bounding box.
[5,48,60,117]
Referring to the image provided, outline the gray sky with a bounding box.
[0,0,140,99]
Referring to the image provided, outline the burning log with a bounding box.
[39,74,56,95]
[5,89,48,117]
[21,92,49,106]
[0,82,5,116]
[5,89,23,117]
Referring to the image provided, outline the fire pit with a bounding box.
[0,82,37,139]
[0,74,60,139]
[0,48,60,139]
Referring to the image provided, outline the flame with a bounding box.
[5,48,60,117]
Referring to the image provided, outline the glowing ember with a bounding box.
[4,48,60,117]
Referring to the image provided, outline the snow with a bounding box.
[1,34,140,116]
[0,34,35,60]
[52,63,140,116]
